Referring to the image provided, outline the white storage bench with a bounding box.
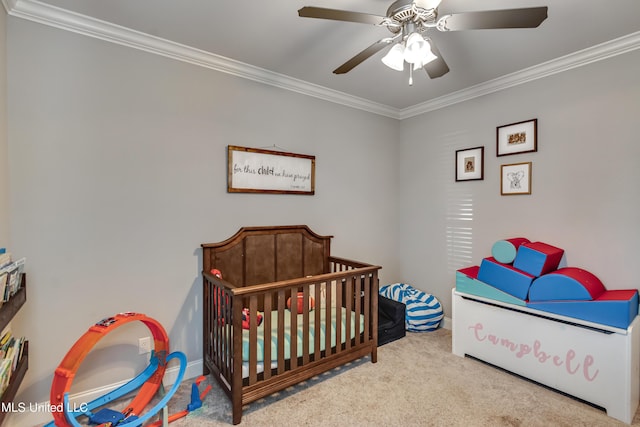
[452,289,640,424]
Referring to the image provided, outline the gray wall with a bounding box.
[6,17,400,415]
[0,8,8,246]
[397,49,640,317]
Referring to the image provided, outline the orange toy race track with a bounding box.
[49,312,173,427]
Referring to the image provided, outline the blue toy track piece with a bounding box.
[187,382,203,412]
[63,351,187,427]
[88,408,125,425]
[43,355,160,427]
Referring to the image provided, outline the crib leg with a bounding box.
[371,346,378,363]
[232,388,243,425]
[232,404,242,425]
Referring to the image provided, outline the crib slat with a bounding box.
[345,276,353,351]
[263,293,272,380]
[223,288,232,380]
[277,289,286,374]
[212,285,218,369]
[324,280,332,356]
[302,286,310,365]
[314,282,322,361]
[232,299,244,423]
[355,275,362,344]
[371,271,379,359]
[219,287,225,376]
[217,286,223,375]
[362,274,370,344]
[335,280,343,354]
[248,295,258,384]
[215,286,221,374]
[290,287,298,369]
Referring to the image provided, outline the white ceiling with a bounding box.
[5,0,640,117]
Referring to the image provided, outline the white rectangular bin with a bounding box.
[452,289,640,424]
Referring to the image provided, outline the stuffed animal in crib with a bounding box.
[242,308,263,329]
[287,292,315,314]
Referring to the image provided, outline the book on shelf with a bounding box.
[0,257,26,303]
[0,251,11,269]
[0,358,12,398]
[0,324,26,399]
[0,325,11,352]
[0,274,7,307]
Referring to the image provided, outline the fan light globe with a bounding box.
[381,43,405,71]
[422,0,443,10]
[404,32,430,64]
[412,45,438,69]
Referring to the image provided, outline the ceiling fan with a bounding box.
[298,0,548,84]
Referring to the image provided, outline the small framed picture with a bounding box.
[497,119,537,156]
[455,146,484,181]
[501,162,532,195]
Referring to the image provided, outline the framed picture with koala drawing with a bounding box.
[501,162,531,195]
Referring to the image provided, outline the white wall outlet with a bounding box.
[138,336,151,354]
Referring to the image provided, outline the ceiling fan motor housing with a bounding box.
[387,0,439,24]
[386,0,440,37]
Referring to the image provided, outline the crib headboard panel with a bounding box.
[202,225,332,286]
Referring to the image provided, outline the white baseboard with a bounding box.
[441,316,452,330]
[3,359,204,427]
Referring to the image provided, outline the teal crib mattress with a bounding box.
[242,307,365,363]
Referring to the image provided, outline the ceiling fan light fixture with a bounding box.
[420,0,443,10]
[403,32,429,64]
[412,45,438,69]
[381,43,405,71]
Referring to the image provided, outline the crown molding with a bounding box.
[5,0,640,121]
[4,0,400,119]
[1,0,17,14]
[399,31,640,120]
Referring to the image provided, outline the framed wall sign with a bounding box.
[497,119,537,156]
[501,162,532,195]
[455,146,484,181]
[227,145,315,195]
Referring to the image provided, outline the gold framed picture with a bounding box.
[501,162,532,195]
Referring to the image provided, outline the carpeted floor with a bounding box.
[39,329,640,426]
[144,328,640,427]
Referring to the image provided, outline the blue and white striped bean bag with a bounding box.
[380,283,443,332]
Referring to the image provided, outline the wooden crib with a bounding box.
[201,225,381,424]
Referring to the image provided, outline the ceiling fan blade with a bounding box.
[333,38,394,74]
[423,40,449,79]
[439,7,548,31]
[298,6,386,26]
